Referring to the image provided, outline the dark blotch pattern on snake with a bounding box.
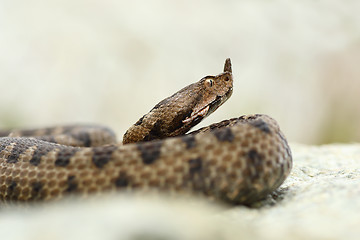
[0,59,292,204]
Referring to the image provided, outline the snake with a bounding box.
[0,59,292,205]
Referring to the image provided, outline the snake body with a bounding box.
[0,59,292,204]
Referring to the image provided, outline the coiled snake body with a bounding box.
[0,59,292,204]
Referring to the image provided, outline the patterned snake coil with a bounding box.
[0,59,292,204]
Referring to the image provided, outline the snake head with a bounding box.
[182,58,233,125]
[123,58,234,144]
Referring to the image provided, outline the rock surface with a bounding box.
[0,143,359,240]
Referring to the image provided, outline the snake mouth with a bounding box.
[207,87,233,114]
[182,87,233,124]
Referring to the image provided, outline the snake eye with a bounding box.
[205,79,214,88]
[224,76,230,81]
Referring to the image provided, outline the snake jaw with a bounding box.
[210,87,233,110]
[182,105,210,124]
[182,86,233,124]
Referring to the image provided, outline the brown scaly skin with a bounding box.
[0,59,292,204]
[0,125,117,147]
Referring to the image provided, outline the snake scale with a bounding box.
[0,59,292,205]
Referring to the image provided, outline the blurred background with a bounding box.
[0,0,359,145]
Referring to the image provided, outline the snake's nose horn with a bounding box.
[224,58,232,73]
